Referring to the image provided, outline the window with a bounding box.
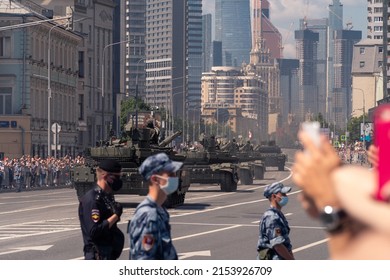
[0,87,12,115]
[360,47,365,54]
[360,61,365,68]
[379,46,383,53]
[0,36,11,58]
[378,61,383,68]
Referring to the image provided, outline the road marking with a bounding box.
[179,250,211,260]
[292,238,329,253]
[173,225,242,241]
[0,202,79,215]
[171,190,302,218]
[0,245,53,256]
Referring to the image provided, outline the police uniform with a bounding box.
[257,206,292,260]
[257,182,293,260]
[129,195,177,260]
[78,160,124,260]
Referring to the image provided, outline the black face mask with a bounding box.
[108,175,123,191]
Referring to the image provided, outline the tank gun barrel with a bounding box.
[159,130,182,147]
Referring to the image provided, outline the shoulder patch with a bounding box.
[142,234,155,251]
[91,209,100,223]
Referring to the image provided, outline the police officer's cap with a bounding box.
[98,159,122,173]
[264,182,291,199]
[139,152,183,180]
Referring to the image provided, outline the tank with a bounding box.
[180,135,239,192]
[71,127,189,208]
[220,140,265,185]
[254,141,287,171]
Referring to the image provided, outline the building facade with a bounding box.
[215,0,251,66]
[0,0,82,158]
[201,66,267,140]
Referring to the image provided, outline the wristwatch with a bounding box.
[318,205,347,233]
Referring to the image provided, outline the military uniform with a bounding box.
[129,195,177,260]
[257,206,292,260]
[79,186,124,260]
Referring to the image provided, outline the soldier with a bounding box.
[257,182,294,260]
[128,153,183,260]
[78,159,124,260]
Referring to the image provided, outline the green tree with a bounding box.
[120,98,151,130]
[347,114,366,142]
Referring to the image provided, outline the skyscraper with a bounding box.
[202,14,212,72]
[215,0,251,66]
[295,29,319,121]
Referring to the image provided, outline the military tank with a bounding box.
[71,127,189,208]
[253,141,287,171]
[220,140,265,185]
[180,135,239,192]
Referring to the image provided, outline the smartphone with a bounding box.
[374,104,390,201]
[301,121,321,147]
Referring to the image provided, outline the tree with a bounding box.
[120,98,151,131]
[347,114,366,142]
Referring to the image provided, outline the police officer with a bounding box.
[78,159,124,260]
[257,182,294,260]
[128,153,182,260]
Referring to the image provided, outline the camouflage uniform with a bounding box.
[129,196,177,260]
[257,206,292,260]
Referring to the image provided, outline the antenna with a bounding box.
[303,0,310,29]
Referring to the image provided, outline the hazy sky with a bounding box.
[203,0,367,58]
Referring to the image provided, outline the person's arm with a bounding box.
[273,244,294,260]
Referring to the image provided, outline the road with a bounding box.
[0,153,330,260]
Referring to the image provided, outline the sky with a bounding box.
[203,0,367,58]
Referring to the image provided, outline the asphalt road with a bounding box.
[0,151,330,260]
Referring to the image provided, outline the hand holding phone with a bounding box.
[374,104,390,201]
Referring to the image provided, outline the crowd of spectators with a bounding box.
[0,155,85,191]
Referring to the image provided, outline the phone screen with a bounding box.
[374,104,390,201]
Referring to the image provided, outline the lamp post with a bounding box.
[101,40,132,141]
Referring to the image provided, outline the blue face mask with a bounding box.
[156,175,179,195]
[277,195,289,207]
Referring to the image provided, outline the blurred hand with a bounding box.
[292,131,341,209]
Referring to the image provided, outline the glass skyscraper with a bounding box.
[215,0,251,67]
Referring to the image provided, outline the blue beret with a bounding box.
[139,153,183,180]
[264,182,291,198]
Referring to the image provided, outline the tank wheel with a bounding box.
[254,166,265,180]
[164,192,186,208]
[220,172,238,192]
[239,169,253,185]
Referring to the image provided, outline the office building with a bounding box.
[215,0,251,66]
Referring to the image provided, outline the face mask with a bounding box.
[107,175,123,191]
[156,175,179,195]
[276,195,288,207]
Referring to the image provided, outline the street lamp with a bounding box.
[101,39,132,141]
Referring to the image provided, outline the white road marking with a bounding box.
[179,250,211,259]
[292,238,329,253]
[0,245,53,256]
